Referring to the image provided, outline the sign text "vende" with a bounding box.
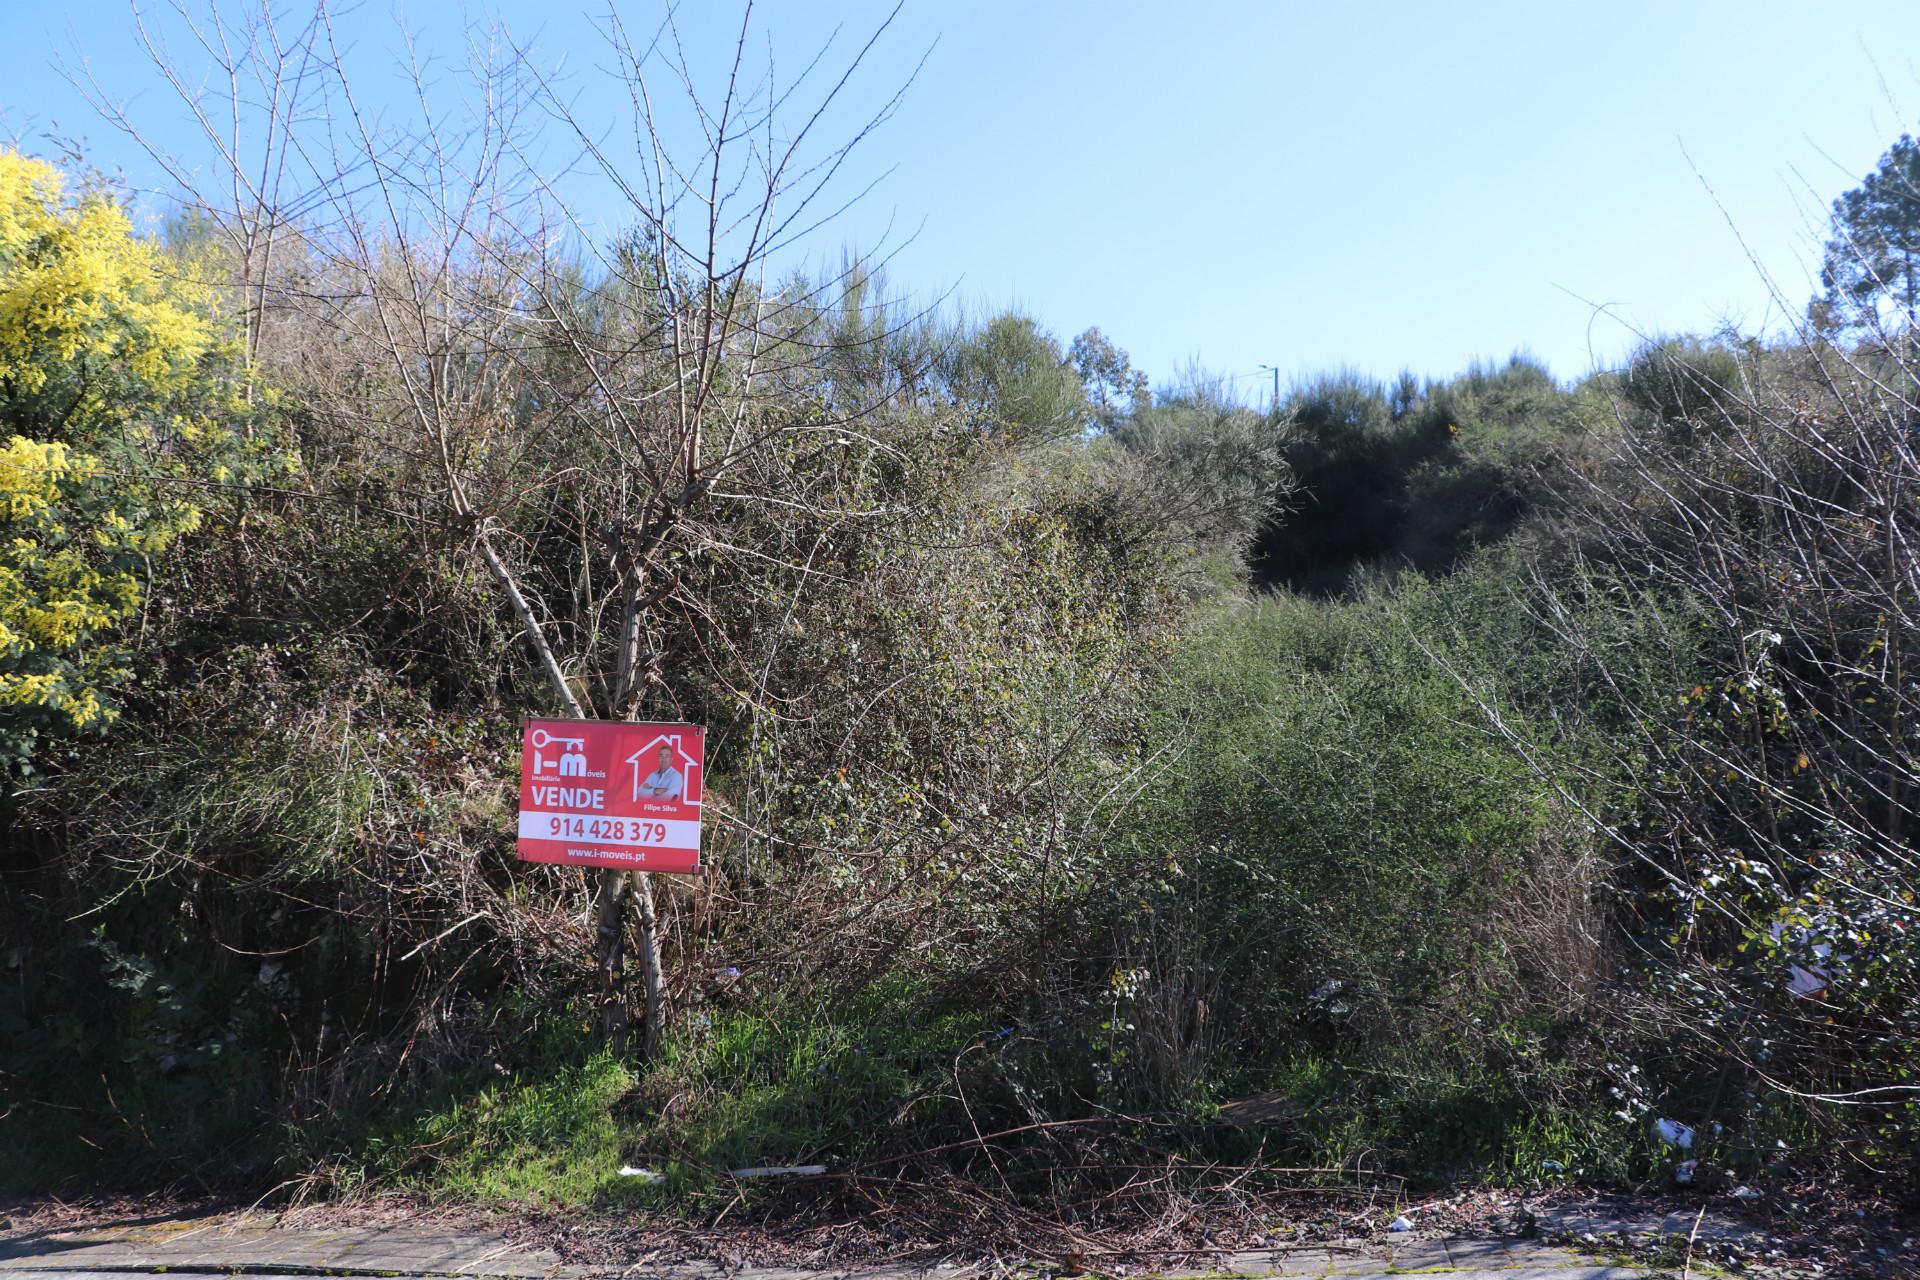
[530,785,605,809]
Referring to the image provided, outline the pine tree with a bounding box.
[1813,132,1920,344]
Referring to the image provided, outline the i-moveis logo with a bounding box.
[529,726,605,780]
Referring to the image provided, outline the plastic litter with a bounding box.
[1674,1159,1698,1185]
[1731,1185,1762,1201]
[1770,920,1843,998]
[1540,1159,1566,1172]
[1652,1117,1694,1149]
[730,1165,828,1179]
[1388,1215,1414,1232]
[1786,963,1828,998]
[617,1165,663,1182]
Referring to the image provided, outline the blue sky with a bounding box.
[5,1,1920,400]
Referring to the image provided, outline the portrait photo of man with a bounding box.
[639,744,683,801]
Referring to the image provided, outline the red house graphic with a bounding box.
[624,731,702,806]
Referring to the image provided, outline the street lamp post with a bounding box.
[1257,363,1280,415]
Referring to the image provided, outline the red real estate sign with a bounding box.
[517,718,705,873]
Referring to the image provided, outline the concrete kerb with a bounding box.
[0,1226,573,1280]
[0,1220,1678,1280]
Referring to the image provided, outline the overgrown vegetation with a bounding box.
[2,1,1915,1220]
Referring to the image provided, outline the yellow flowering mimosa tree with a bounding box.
[0,150,276,768]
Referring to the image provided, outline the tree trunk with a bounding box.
[630,870,666,1058]
[595,869,631,1053]
[614,570,668,1059]
[475,524,644,1056]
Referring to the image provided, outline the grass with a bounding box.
[623,971,990,1193]
[337,972,987,1206]
[342,1040,634,1204]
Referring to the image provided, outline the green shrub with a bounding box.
[1036,576,1606,1166]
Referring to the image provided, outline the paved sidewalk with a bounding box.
[0,1213,1666,1280]
[0,1217,566,1277]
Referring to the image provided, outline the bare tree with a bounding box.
[92,0,923,1054]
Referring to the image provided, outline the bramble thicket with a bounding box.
[2,6,1916,1215]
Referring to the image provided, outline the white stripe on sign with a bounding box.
[517,812,701,848]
